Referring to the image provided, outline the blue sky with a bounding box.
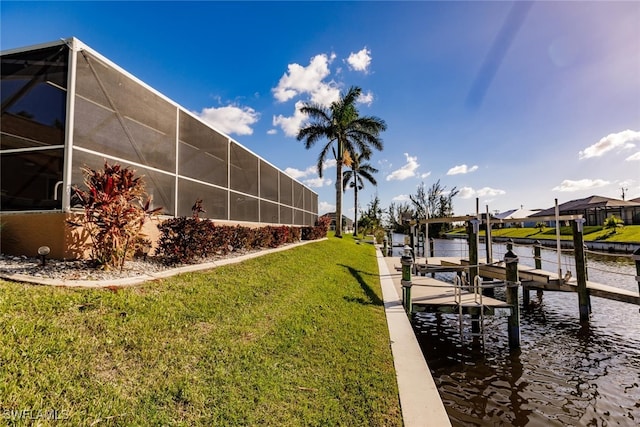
[2,1,639,218]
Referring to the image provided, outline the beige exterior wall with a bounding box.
[0,212,163,260]
[0,212,298,260]
[1,212,71,259]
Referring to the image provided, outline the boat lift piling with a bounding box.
[504,242,521,349]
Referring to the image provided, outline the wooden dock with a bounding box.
[419,257,640,306]
[383,257,512,316]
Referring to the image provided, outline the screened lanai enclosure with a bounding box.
[0,38,318,258]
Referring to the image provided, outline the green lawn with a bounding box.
[0,238,401,426]
[446,225,640,243]
[487,225,640,243]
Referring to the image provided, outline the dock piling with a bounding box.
[572,219,590,321]
[401,245,413,316]
[634,248,640,296]
[505,242,520,349]
[383,235,388,257]
[468,220,480,287]
[534,241,543,300]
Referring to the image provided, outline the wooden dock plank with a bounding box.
[404,256,640,306]
[384,257,513,315]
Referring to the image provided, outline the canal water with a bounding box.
[392,235,640,426]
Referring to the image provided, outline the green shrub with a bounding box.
[604,215,624,230]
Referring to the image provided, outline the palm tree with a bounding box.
[342,152,378,236]
[297,86,386,237]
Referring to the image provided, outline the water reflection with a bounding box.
[401,237,640,426]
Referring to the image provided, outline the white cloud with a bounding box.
[392,194,410,202]
[323,158,337,169]
[267,129,277,135]
[457,186,505,199]
[319,201,335,214]
[476,187,506,197]
[347,48,372,73]
[578,129,640,159]
[552,178,610,192]
[311,81,341,106]
[273,101,308,137]
[272,53,340,105]
[447,164,479,175]
[284,165,316,180]
[458,187,476,199]
[357,90,374,106]
[304,177,332,188]
[197,105,259,136]
[386,153,419,181]
[285,160,336,187]
[420,172,431,179]
[626,151,640,161]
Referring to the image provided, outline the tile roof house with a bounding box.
[529,195,640,226]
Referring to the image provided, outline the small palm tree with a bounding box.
[297,86,386,237]
[342,152,378,236]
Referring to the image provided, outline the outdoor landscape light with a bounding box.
[37,246,50,267]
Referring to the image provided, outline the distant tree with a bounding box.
[342,152,378,236]
[297,86,386,238]
[360,195,383,232]
[410,180,459,236]
[386,201,413,233]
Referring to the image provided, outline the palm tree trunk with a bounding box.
[354,184,358,236]
[335,161,343,238]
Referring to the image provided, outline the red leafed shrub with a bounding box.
[156,201,305,265]
[302,216,331,240]
[67,162,161,269]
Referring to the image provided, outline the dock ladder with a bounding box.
[454,275,487,345]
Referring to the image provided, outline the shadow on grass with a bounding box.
[339,264,383,306]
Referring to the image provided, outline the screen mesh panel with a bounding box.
[293,181,304,209]
[1,45,68,149]
[279,173,292,206]
[1,43,318,221]
[304,188,314,213]
[177,178,227,219]
[178,111,227,187]
[74,52,176,171]
[304,212,315,226]
[71,149,175,215]
[260,200,279,224]
[74,97,176,171]
[229,192,258,222]
[230,143,258,196]
[280,205,293,225]
[259,160,278,202]
[0,149,64,210]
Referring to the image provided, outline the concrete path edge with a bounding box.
[376,248,452,427]
[0,239,325,288]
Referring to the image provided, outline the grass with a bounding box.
[0,237,402,426]
[487,225,640,243]
[447,225,640,243]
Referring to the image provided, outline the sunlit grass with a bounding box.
[0,238,401,426]
[488,225,640,242]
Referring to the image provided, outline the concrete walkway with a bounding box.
[376,248,452,427]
